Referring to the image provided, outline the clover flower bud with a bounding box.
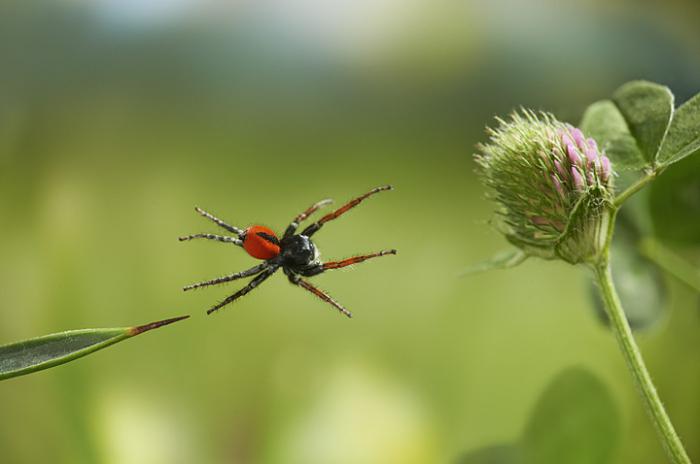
[475,110,615,264]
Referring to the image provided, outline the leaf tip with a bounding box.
[129,315,190,336]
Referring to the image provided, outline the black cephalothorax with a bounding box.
[180,186,396,318]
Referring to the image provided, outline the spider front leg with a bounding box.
[181,206,246,246]
[178,233,242,246]
[183,262,270,291]
[301,185,392,237]
[286,270,352,318]
[284,198,333,237]
[194,206,244,236]
[207,265,279,315]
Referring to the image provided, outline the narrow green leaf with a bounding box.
[461,249,527,276]
[579,100,646,170]
[612,80,674,165]
[0,315,189,381]
[657,91,700,166]
[459,444,522,464]
[521,367,620,464]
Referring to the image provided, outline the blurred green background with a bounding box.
[1,0,698,463]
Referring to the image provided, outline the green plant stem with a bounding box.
[593,261,691,464]
[614,169,658,208]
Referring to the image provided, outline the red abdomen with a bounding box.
[243,225,281,260]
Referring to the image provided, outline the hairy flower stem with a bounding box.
[593,231,691,463]
[613,169,658,208]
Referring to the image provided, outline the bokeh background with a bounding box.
[1,0,698,463]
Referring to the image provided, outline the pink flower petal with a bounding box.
[571,166,585,191]
[551,174,565,197]
[600,156,611,181]
[587,137,598,152]
[571,128,587,151]
[567,143,582,166]
[554,159,566,178]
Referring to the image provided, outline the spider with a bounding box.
[179,185,396,318]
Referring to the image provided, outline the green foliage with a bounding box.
[576,81,700,327]
[649,154,700,245]
[0,316,188,381]
[612,81,674,166]
[579,100,646,170]
[521,368,620,464]
[657,92,700,166]
[473,80,697,464]
[458,368,620,464]
[577,82,700,328]
[473,79,699,323]
[581,82,700,178]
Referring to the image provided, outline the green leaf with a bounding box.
[521,367,620,464]
[612,81,674,166]
[657,91,700,166]
[461,249,527,276]
[0,315,189,381]
[649,153,700,245]
[459,369,620,464]
[579,100,646,170]
[459,445,522,464]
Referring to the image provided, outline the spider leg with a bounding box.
[183,262,269,291]
[194,206,244,236]
[284,198,333,237]
[301,185,392,237]
[178,233,242,246]
[287,272,352,318]
[309,249,397,275]
[206,265,279,315]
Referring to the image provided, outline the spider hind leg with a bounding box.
[206,266,278,315]
[286,271,352,318]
